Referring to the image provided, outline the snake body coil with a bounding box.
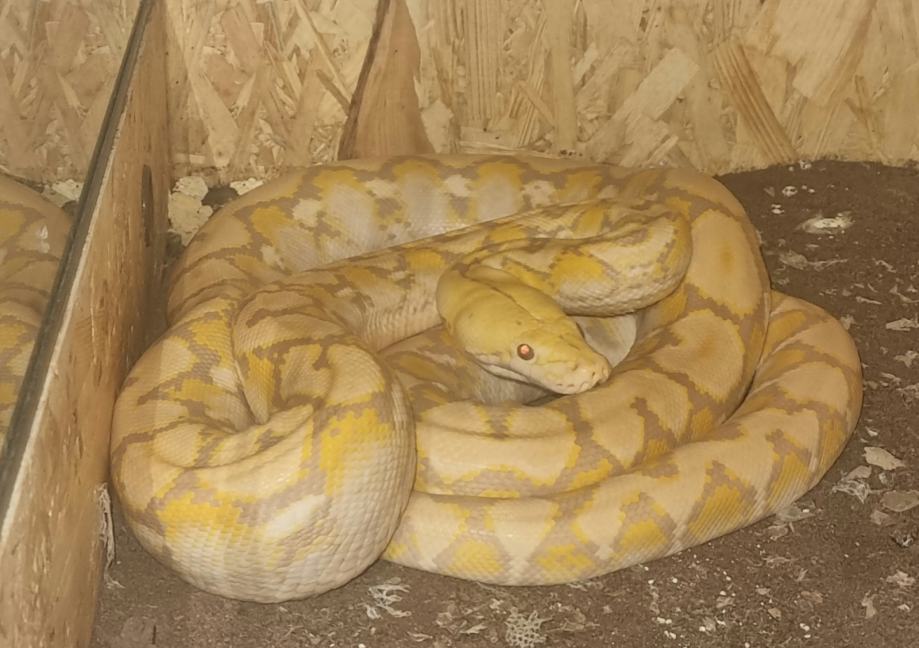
[111,156,861,602]
[0,177,70,440]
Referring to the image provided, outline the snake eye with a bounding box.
[516,343,535,361]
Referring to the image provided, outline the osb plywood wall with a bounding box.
[0,0,140,182]
[409,0,919,172]
[165,0,378,181]
[168,0,919,181]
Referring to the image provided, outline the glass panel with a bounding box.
[0,1,142,459]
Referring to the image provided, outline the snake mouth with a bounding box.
[540,357,612,394]
[479,355,611,395]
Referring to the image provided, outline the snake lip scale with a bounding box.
[108,155,862,603]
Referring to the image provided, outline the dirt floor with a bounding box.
[91,161,918,648]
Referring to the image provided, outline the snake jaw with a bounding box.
[553,355,612,394]
[509,348,611,394]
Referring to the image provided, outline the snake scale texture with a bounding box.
[0,176,70,442]
[110,155,862,602]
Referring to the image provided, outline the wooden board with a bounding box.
[166,0,919,179]
[404,0,918,172]
[0,1,169,645]
[0,0,141,182]
[165,0,380,183]
[338,0,433,159]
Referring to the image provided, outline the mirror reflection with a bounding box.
[0,1,140,457]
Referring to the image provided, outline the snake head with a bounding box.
[482,318,612,394]
[440,271,612,395]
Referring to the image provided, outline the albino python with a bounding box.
[110,155,862,602]
[0,176,70,444]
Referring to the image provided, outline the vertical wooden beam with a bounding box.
[0,1,170,645]
[544,0,577,152]
[338,0,433,159]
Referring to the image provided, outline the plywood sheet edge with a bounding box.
[0,2,170,645]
